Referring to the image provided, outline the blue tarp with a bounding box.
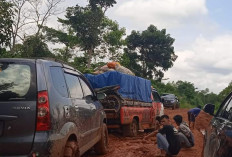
[85,71,152,103]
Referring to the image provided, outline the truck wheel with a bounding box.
[94,124,108,155]
[63,140,79,157]
[123,119,138,137]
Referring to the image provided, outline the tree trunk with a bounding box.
[87,48,93,69]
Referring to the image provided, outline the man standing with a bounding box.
[143,115,181,157]
[188,106,201,129]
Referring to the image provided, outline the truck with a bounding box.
[85,71,163,136]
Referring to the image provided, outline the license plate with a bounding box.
[0,121,3,136]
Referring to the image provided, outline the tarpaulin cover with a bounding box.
[85,71,152,102]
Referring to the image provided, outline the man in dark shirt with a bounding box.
[144,115,181,156]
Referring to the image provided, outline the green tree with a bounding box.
[89,0,116,11]
[120,49,142,76]
[42,26,79,62]
[19,35,54,57]
[176,81,195,100]
[0,0,14,52]
[126,25,177,79]
[96,17,126,61]
[71,56,88,73]
[218,81,232,102]
[59,5,104,68]
[58,0,119,68]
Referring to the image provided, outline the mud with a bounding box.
[84,108,213,157]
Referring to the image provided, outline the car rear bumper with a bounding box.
[30,132,51,157]
[3,131,66,157]
[31,131,68,157]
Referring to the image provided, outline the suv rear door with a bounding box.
[0,59,37,155]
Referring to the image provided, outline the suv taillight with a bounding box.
[36,91,51,131]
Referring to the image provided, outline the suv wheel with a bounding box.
[94,123,108,155]
[123,119,138,137]
[63,141,79,157]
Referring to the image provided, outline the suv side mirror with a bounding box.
[96,93,106,100]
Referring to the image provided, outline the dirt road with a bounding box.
[85,108,212,157]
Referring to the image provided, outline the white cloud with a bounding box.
[113,0,208,29]
[164,34,232,94]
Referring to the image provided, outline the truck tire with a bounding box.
[123,119,138,137]
[94,124,108,155]
[63,140,79,157]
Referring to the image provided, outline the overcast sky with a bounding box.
[53,0,232,94]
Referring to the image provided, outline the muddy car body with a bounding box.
[85,71,163,136]
[203,92,232,157]
[0,58,108,157]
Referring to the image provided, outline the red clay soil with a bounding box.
[84,108,213,157]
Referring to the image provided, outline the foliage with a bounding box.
[126,25,177,79]
[120,49,142,76]
[152,80,221,110]
[71,56,89,73]
[19,35,54,58]
[58,5,103,68]
[89,0,116,10]
[218,81,232,102]
[70,56,106,74]
[0,48,11,57]
[96,17,126,61]
[0,0,14,49]
[58,3,124,68]
[42,26,79,62]
[60,5,104,51]
[176,81,195,100]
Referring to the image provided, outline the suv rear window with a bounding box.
[0,62,36,101]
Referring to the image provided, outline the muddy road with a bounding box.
[84,108,213,157]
